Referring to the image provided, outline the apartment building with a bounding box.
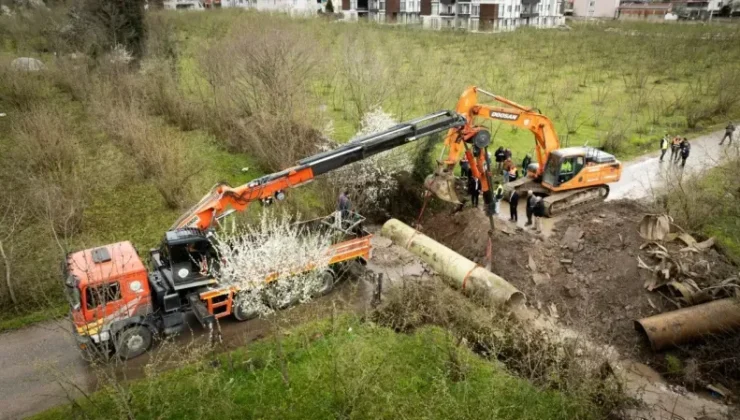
[572,0,619,18]
[165,0,328,13]
[351,0,563,29]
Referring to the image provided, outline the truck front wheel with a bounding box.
[116,326,152,359]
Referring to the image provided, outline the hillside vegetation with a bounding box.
[1,4,740,328]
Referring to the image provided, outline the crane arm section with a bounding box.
[171,111,466,231]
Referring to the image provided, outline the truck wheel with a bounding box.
[116,326,152,360]
[233,302,258,322]
[314,269,336,296]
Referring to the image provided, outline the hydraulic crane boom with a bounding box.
[172,111,466,231]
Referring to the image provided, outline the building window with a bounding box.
[400,1,405,11]
[507,5,511,12]
[380,1,384,9]
[459,3,469,13]
[432,2,438,14]
[515,5,519,12]
[472,4,479,15]
[589,1,594,5]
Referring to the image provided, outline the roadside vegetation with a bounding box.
[1,2,740,329]
[35,282,628,419]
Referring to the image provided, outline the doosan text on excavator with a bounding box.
[63,86,622,359]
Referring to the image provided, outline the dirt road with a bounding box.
[0,129,733,420]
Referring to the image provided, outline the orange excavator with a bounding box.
[425,86,622,216]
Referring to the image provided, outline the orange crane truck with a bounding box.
[63,111,467,359]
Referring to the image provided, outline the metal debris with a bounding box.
[638,214,672,241]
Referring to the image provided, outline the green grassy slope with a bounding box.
[34,318,607,420]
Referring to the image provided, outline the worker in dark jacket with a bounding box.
[720,122,735,145]
[468,176,480,207]
[494,147,505,171]
[533,196,546,232]
[522,154,532,174]
[525,190,536,226]
[680,138,691,168]
[460,157,470,179]
[509,190,520,222]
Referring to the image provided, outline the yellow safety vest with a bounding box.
[495,185,504,198]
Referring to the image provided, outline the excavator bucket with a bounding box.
[424,167,461,204]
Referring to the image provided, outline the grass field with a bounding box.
[1,7,739,327]
[32,316,616,420]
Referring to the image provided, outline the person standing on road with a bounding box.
[509,189,520,222]
[525,190,536,227]
[680,138,691,168]
[533,196,546,233]
[671,135,682,162]
[659,134,670,162]
[494,147,505,171]
[468,176,480,208]
[720,122,735,146]
[493,182,505,214]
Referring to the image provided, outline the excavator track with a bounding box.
[543,185,609,216]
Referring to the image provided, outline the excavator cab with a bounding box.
[542,147,620,190]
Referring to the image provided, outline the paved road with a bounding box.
[0,129,735,419]
[608,129,735,201]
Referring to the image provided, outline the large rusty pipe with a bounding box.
[380,219,525,307]
[635,298,740,351]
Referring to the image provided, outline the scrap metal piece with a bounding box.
[638,214,672,241]
[635,298,740,351]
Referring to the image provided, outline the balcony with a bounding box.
[520,12,539,17]
[520,0,540,5]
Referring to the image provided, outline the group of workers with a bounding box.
[462,150,544,232]
[659,134,691,167]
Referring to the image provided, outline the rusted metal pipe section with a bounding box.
[635,298,740,351]
[380,218,525,307]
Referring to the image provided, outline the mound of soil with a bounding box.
[421,199,740,396]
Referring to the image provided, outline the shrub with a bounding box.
[198,20,325,171]
[97,101,198,209]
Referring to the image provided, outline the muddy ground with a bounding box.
[422,199,740,398]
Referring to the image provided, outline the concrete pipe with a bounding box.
[380,218,525,308]
[635,298,740,351]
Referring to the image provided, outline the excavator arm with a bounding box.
[439,86,560,178]
[172,111,466,231]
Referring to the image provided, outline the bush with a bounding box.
[199,19,325,171]
[6,105,89,236]
[97,101,199,209]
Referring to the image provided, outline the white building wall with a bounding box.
[221,0,325,13]
[573,0,618,18]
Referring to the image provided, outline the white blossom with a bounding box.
[325,107,414,215]
[212,211,334,317]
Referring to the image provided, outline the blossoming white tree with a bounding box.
[212,211,335,318]
[325,107,416,215]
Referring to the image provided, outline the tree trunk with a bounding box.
[0,241,17,305]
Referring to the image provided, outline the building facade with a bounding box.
[572,0,619,18]
[351,0,564,29]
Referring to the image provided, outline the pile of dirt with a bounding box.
[421,199,740,397]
